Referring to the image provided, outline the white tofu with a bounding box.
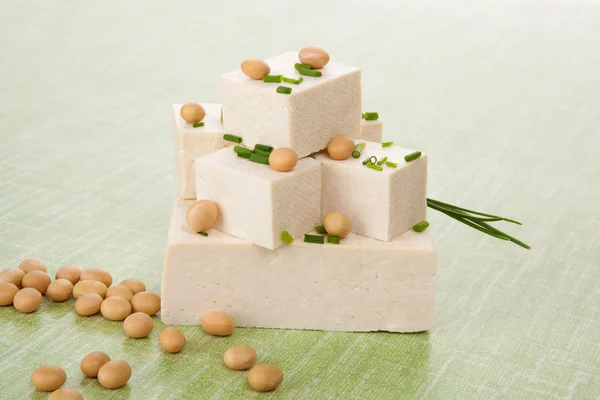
[194,147,321,250]
[172,103,230,199]
[221,52,362,158]
[316,142,427,241]
[358,119,383,142]
[161,200,436,332]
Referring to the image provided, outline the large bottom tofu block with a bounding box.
[162,200,437,332]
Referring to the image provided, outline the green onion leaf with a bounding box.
[352,142,366,158]
[283,76,303,85]
[234,146,252,155]
[193,122,205,128]
[297,68,322,77]
[363,112,379,121]
[281,231,293,244]
[377,156,388,166]
[315,225,327,234]
[327,236,341,244]
[304,234,325,244]
[367,163,383,171]
[237,152,251,159]
[404,151,422,162]
[198,231,209,237]
[381,141,394,147]
[220,108,223,123]
[253,148,271,157]
[254,144,273,152]
[412,221,430,232]
[276,86,292,94]
[223,134,242,143]
[294,63,313,70]
[263,75,283,83]
[249,153,270,165]
[385,161,398,168]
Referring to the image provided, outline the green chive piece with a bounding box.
[220,108,223,123]
[198,231,209,237]
[294,63,313,70]
[263,75,283,83]
[192,122,205,128]
[385,161,398,168]
[382,141,394,147]
[223,134,242,143]
[412,220,430,232]
[234,146,252,155]
[377,156,388,166]
[327,235,340,244]
[283,76,303,85]
[254,144,273,152]
[281,231,293,244]
[253,148,271,157]
[249,153,270,165]
[367,163,383,172]
[405,151,422,162]
[315,225,327,234]
[276,86,292,94]
[308,153,316,159]
[237,152,251,159]
[298,68,322,77]
[363,112,379,121]
[304,234,325,244]
[362,156,371,165]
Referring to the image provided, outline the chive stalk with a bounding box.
[220,108,223,123]
[237,152,251,159]
[283,76,303,85]
[381,141,394,147]
[276,86,292,94]
[377,156,388,166]
[263,75,283,83]
[255,144,274,152]
[405,151,422,162]
[352,142,366,158]
[234,146,252,155]
[249,153,270,165]
[385,161,398,168]
[315,225,327,234]
[281,231,293,244]
[297,68,322,77]
[304,234,325,244]
[327,236,340,244]
[367,163,383,171]
[193,122,205,128]
[363,112,379,121]
[294,63,313,70]
[412,221,430,232]
[253,148,271,157]
[198,231,208,237]
[223,134,242,143]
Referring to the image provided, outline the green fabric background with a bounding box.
[1,1,599,399]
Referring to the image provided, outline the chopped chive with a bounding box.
[351,142,367,158]
[304,234,325,244]
[362,156,371,165]
[412,220,430,232]
[367,163,383,171]
[276,86,292,94]
[283,76,303,85]
[223,134,242,143]
[327,235,340,244]
[297,68,322,77]
[192,122,205,128]
[385,161,398,168]
[281,231,293,244]
[249,153,270,165]
[315,225,327,234]
[255,144,273,152]
[377,156,388,166]
[308,153,316,159]
[294,63,313,70]
[381,141,394,147]
[237,152,251,159]
[263,75,283,83]
[234,146,252,155]
[363,112,379,121]
[220,108,223,123]
[370,156,377,164]
[404,151,422,162]
[198,231,209,237]
[253,148,271,157]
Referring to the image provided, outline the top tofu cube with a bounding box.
[221,52,362,158]
[316,142,428,241]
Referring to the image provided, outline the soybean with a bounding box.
[75,293,104,316]
[131,291,161,316]
[100,296,132,321]
[48,388,83,400]
[30,365,66,392]
[180,103,205,124]
[0,282,19,306]
[327,135,355,160]
[22,270,51,294]
[18,258,47,273]
[73,280,107,299]
[323,211,351,238]
[298,46,330,69]
[248,364,283,392]
[159,328,186,353]
[269,148,298,172]
[46,279,73,302]
[224,345,257,370]
[80,268,113,288]
[123,312,153,338]
[55,265,82,285]
[98,360,132,389]
[80,351,110,377]
[0,268,25,287]
[106,285,133,301]
[13,287,42,313]
[201,311,235,336]
[241,59,271,80]
[186,200,219,233]
[120,279,146,295]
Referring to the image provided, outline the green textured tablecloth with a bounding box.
[1,1,599,399]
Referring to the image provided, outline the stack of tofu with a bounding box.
[162,51,436,332]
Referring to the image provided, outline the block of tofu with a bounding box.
[316,142,427,241]
[358,119,383,142]
[172,103,230,199]
[195,147,321,250]
[221,52,362,158]
[162,200,436,332]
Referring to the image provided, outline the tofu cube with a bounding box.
[195,147,321,250]
[172,103,230,199]
[221,52,361,158]
[316,142,427,241]
[358,119,383,142]
[162,200,437,332]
